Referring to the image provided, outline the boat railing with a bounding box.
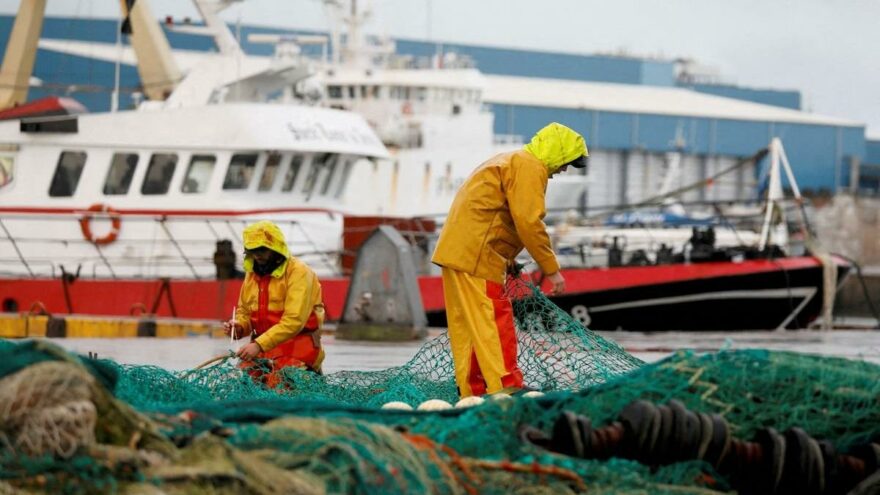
[0,212,342,280]
[539,197,811,270]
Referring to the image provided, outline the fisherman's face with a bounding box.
[550,164,569,178]
[247,246,275,266]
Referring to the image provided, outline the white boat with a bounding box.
[29,0,590,218]
[0,0,582,319]
[0,0,393,282]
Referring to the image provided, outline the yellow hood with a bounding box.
[242,220,290,277]
[523,122,589,173]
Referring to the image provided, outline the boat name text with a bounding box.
[286,122,379,146]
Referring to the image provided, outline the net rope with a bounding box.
[1,277,878,494]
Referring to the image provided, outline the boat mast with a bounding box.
[0,0,47,110]
[323,0,374,68]
[190,0,245,57]
[758,137,811,251]
[118,0,182,101]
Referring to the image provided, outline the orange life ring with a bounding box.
[402,101,413,115]
[79,203,121,245]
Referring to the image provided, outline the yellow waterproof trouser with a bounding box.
[441,267,524,397]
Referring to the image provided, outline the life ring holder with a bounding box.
[79,203,121,246]
[401,101,413,115]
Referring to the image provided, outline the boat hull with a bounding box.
[0,256,849,331]
[425,256,851,331]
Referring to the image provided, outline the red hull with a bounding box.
[0,257,832,323]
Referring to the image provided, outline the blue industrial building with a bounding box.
[0,15,874,197]
[392,39,865,197]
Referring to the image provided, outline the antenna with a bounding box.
[112,15,122,112]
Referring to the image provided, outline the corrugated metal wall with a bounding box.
[490,104,864,196]
[583,150,755,209]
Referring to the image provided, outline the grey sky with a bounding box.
[4,0,879,137]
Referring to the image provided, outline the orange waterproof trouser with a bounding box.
[441,267,524,397]
[240,331,324,388]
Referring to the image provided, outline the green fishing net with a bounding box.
[1,277,878,494]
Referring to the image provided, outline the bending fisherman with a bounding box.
[223,220,325,386]
[431,122,588,397]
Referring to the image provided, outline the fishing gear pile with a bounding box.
[1,277,878,494]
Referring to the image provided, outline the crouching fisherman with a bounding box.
[223,220,325,387]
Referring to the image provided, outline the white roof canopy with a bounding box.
[484,75,862,127]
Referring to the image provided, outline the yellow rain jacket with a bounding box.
[431,122,588,283]
[235,221,325,356]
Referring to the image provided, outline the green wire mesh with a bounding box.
[2,277,879,494]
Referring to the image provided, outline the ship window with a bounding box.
[328,85,342,98]
[348,86,356,99]
[258,152,282,191]
[48,151,86,197]
[302,154,326,199]
[182,154,215,194]
[320,154,339,195]
[103,153,138,195]
[141,153,178,195]
[416,87,427,101]
[0,155,14,189]
[371,86,380,98]
[281,155,304,192]
[222,153,257,190]
[334,158,355,198]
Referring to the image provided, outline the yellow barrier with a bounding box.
[64,317,138,338]
[0,315,26,338]
[26,315,49,337]
[0,314,223,339]
[0,314,51,338]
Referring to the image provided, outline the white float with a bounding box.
[455,396,486,408]
[381,401,413,411]
[488,393,513,402]
[417,399,453,411]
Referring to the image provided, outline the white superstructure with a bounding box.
[33,0,589,216]
[0,0,390,280]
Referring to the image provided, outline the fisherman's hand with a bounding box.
[236,342,262,360]
[546,271,565,296]
[223,321,245,339]
[506,262,525,277]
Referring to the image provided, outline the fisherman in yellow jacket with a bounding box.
[431,122,588,397]
[223,220,325,387]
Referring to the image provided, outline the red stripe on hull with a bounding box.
[0,256,835,321]
[0,278,351,321]
[542,257,828,294]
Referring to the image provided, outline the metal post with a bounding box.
[92,243,117,279]
[158,217,200,279]
[758,140,781,251]
[0,218,33,276]
[777,138,814,240]
[112,16,122,112]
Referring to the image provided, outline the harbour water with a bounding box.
[47,328,880,373]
